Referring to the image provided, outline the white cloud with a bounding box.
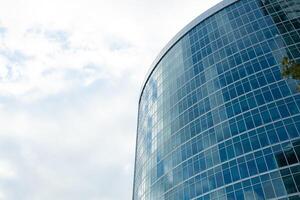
[0,0,221,199]
[0,160,16,179]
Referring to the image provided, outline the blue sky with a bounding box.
[0,0,221,199]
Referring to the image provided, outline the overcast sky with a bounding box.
[0,0,221,199]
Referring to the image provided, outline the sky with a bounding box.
[0,0,221,199]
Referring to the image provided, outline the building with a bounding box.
[133,0,300,199]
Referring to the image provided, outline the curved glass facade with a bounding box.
[133,0,300,199]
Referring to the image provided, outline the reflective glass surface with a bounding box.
[133,0,300,199]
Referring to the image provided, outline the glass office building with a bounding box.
[133,0,300,199]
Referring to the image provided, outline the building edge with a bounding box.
[138,0,239,105]
[133,0,239,199]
